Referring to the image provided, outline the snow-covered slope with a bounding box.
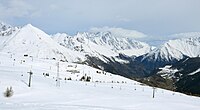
[0,23,151,78]
[89,31,152,56]
[143,33,200,62]
[166,36,200,57]
[141,42,186,62]
[0,52,199,110]
[138,34,200,72]
[0,24,85,62]
[52,32,118,59]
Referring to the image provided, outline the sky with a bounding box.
[0,0,200,43]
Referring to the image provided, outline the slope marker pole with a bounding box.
[56,62,60,87]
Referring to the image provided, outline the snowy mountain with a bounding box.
[0,23,150,78]
[137,34,200,72]
[1,22,200,78]
[52,32,118,60]
[164,35,200,57]
[52,30,154,77]
[0,24,85,62]
[0,22,12,32]
[0,22,199,109]
[153,32,200,59]
[53,31,152,57]
[0,22,19,36]
[1,22,200,96]
[89,31,152,56]
[52,32,151,77]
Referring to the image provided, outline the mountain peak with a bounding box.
[25,23,33,27]
[0,21,9,26]
[0,23,84,62]
[23,24,36,29]
[0,22,12,32]
[138,34,200,72]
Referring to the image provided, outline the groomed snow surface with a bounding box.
[0,52,200,110]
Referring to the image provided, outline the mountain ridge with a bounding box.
[1,22,200,78]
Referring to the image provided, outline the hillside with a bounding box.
[0,24,85,62]
[136,34,200,74]
[1,22,200,97]
[0,52,200,110]
[156,57,200,95]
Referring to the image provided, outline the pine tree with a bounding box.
[4,87,14,98]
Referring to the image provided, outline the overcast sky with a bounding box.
[0,0,200,38]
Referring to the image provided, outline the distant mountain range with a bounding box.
[1,22,200,95]
[136,35,200,73]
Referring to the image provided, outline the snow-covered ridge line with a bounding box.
[0,24,86,62]
[188,68,200,75]
[141,34,200,63]
[1,22,200,77]
[52,31,152,57]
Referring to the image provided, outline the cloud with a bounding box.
[168,32,200,39]
[89,27,147,39]
[139,32,200,46]
[1,0,200,39]
[0,0,35,19]
[116,16,131,22]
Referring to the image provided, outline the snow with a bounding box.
[166,37,200,57]
[89,31,151,56]
[52,31,152,58]
[52,32,118,62]
[143,33,200,62]
[158,65,179,79]
[188,68,200,75]
[0,52,200,110]
[0,24,86,62]
[0,22,12,32]
[0,23,200,110]
[118,46,152,57]
[1,23,152,65]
